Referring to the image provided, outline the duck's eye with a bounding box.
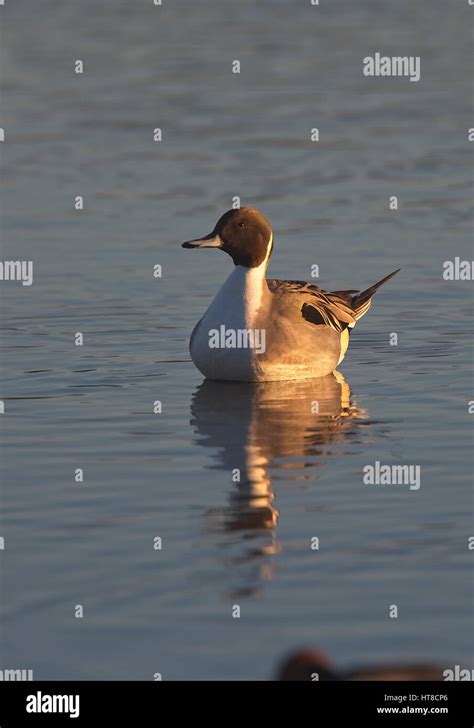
[238,222,245,228]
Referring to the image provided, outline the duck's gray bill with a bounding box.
[182,233,222,249]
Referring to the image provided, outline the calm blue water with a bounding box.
[0,0,473,679]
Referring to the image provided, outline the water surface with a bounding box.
[1,0,473,679]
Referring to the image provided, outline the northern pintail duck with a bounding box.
[182,207,399,382]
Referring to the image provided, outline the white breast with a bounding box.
[190,261,270,380]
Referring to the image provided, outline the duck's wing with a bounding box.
[268,269,400,334]
[267,279,358,333]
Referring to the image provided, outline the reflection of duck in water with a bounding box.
[190,371,367,534]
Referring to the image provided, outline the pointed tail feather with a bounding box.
[351,268,400,319]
